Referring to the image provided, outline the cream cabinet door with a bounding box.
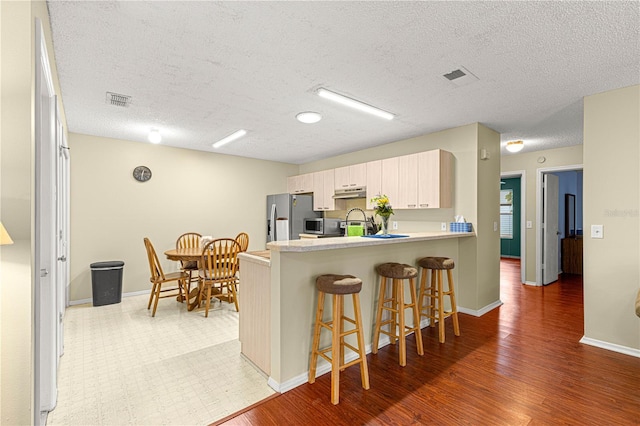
[366,160,382,210]
[313,170,338,210]
[287,173,313,194]
[335,163,367,189]
[334,166,351,190]
[349,163,367,187]
[397,154,418,209]
[381,157,399,209]
[417,149,453,208]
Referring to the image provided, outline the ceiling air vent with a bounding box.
[443,69,466,81]
[442,66,479,87]
[106,92,132,107]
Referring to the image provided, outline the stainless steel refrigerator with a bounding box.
[266,194,320,242]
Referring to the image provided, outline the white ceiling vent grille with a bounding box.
[106,92,132,107]
[443,66,479,87]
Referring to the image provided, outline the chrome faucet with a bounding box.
[345,207,368,235]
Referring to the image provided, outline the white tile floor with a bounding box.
[46,292,275,425]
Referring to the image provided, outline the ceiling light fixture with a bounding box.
[506,140,524,153]
[317,88,394,120]
[148,129,162,144]
[296,112,322,124]
[213,129,247,148]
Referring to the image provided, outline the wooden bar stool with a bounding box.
[372,263,424,367]
[309,274,370,405]
[417,256,460,343]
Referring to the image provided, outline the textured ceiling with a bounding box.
[47,1,640,164]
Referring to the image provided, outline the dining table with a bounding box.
[164,247,203,311]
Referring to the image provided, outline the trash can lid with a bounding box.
[90,261,125,269]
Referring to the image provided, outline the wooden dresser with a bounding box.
[562,237,583,275]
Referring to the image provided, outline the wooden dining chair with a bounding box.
[198,238,241,317]
[144,237,189,317]
[234,232,249,252]
[176,232,202,296]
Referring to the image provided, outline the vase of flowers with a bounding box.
[371,194,394,236]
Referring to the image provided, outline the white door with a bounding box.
[35,19,58,421]
[542,173,560,285]
[55,99,70,361]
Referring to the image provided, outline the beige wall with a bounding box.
[69,133,298,302]
[301,123,501,311]
[1,1,67,423]
[501,145,583,283]
[583,85,639,350]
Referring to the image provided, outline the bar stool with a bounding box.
[309,274,370,405]
[372,263,424,367]
[417,256,460,343]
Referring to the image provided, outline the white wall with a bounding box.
[583,85,639,352]
[69,133,298,302]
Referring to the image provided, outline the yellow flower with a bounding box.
[370,194,394,217]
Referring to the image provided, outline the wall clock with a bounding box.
[133,165,152,182]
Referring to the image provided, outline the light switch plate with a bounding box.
[526,221,533,229]
[493,221,498,231]
[441,222,447,231]
[392,221,398,230]
[591,224,603,239]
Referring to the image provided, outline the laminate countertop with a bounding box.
[267,231,475,253]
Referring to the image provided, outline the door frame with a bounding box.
[536,164,583,286]
[501,170,526,285]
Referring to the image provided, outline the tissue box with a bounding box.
[450,222,472,232]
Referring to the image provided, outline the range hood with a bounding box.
[333,186,367,199]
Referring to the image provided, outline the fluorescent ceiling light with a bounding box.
[148,129,161,144]
[296,112,322,124]
[317,88,394,120]
[213,129,247,148]
[505,140,524,153]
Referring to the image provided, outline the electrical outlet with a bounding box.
[441,222,447,231]
[392,221,398,230]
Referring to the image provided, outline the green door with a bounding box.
[500,177,521,257]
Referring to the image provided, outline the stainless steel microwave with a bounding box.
[303,218,342,235]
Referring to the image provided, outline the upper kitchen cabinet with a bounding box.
[365,160,382,210]
[313,169,343,211]
[417,149,453,208]
[397,154,419,209]
[381,157,400,209]
[287,173,314,194]
[334,163,367,190]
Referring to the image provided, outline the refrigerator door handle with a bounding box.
[269,203,277,241]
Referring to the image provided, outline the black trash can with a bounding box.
[90,261,125,306]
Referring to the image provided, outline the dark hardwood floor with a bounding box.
[217,258,639,425]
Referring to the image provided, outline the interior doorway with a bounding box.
[500,171,526,285]
[536,165,583,285]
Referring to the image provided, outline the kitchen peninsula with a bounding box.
[238,231,475,393]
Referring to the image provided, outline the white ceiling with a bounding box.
[47,1,640,165]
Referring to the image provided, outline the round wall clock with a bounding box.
[133,165,152,182]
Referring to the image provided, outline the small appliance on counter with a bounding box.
[302,218,342,236]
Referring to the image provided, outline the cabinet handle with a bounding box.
[419,204,429,207]
[408,204,416,207]
[350,184,356,186]
[342,185,348,188]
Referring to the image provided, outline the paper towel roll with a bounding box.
[275,219,289,241]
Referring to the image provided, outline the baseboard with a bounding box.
[523,280,539,287]
[579,336,640,358]
[458,300,502,317]
[68,289,149,306]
